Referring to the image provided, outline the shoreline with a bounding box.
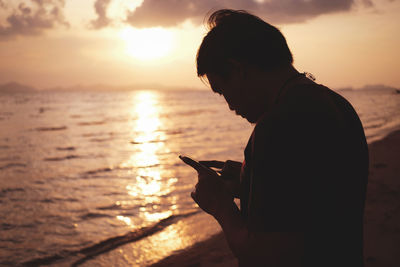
[151,130,400,267]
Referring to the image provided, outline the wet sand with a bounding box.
[151,130,400,267]
[364,130,400,266]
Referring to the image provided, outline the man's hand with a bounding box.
[179,156,234,217]
[199,160,242,198]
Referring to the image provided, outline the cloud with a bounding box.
[0,0,69,40]
[90,0,112,29]
[362,0,374,7]
[0,0,7,9]
[124,0,375,27]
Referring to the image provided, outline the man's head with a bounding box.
[196,9,294,122]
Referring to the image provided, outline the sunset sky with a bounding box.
[0,0,399,90]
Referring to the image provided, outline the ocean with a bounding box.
[1,87,399,266]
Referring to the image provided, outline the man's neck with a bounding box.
[255,66,300,112]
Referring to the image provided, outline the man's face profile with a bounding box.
[206,71,265,124]
[206,73,247,117]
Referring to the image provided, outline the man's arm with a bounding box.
[213,200,304,266]
[186,160,304,266]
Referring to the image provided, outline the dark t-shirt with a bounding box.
[240,81,369,266]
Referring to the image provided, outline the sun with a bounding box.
[119,27,174,61]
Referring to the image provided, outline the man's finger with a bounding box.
[198,160,225,169]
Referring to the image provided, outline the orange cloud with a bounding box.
[0,0,69,40]
[90,0,112,29]
[124,0,374,28]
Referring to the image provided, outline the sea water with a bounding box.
[0,87,399,266]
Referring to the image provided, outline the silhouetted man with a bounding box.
[181,9,368,267]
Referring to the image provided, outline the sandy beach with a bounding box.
[151,130,400,267]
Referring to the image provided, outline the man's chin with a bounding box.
[246,117,258,124]
[238,113,257,124]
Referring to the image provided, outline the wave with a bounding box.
[44,155,80,161]
[56,146,76,151]
[35,126,67,132]
[79,212,113,220]
[0,156,21,161]
[364,123,384,130]
[40,197,79,203]
[0,187,25,198]
[96,203,123,210]
[175,109,211,117]
[82,164,159,177]
[77,121,106,126]
[137,163,160,168]
[21,211,200,267]
[1,222,37,231]
[38,107,51,114]
[84,167,113,175]
[96,203,140,211]
[89,138,113,143]
[82,132,103,137]
[165,129,183,135]
[0,187,25,193]
[1,223,15,231]
[0,163,27,170]
[130,139,165,144]
[102,191,125,196]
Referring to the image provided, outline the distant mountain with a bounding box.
[0,82,203,92]
[1,81,398,94]
[0,82,37,93]
[44,83,202,92]
[361,84,399,92]
[337,84,400,93]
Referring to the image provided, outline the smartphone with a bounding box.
[179,155,219,174]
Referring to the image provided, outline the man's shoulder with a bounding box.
[255,83,325,128]
[261,82,355,123]
[293,82,358,116]
[254,81,361,143]
[283,82,352,112]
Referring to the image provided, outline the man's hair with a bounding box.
[197,9,293,78]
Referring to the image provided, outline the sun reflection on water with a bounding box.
[120,91,166,169]
[143,210,173,222]
[120,91,178,227]
[116,215,133,227]
[133,91,161,134]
